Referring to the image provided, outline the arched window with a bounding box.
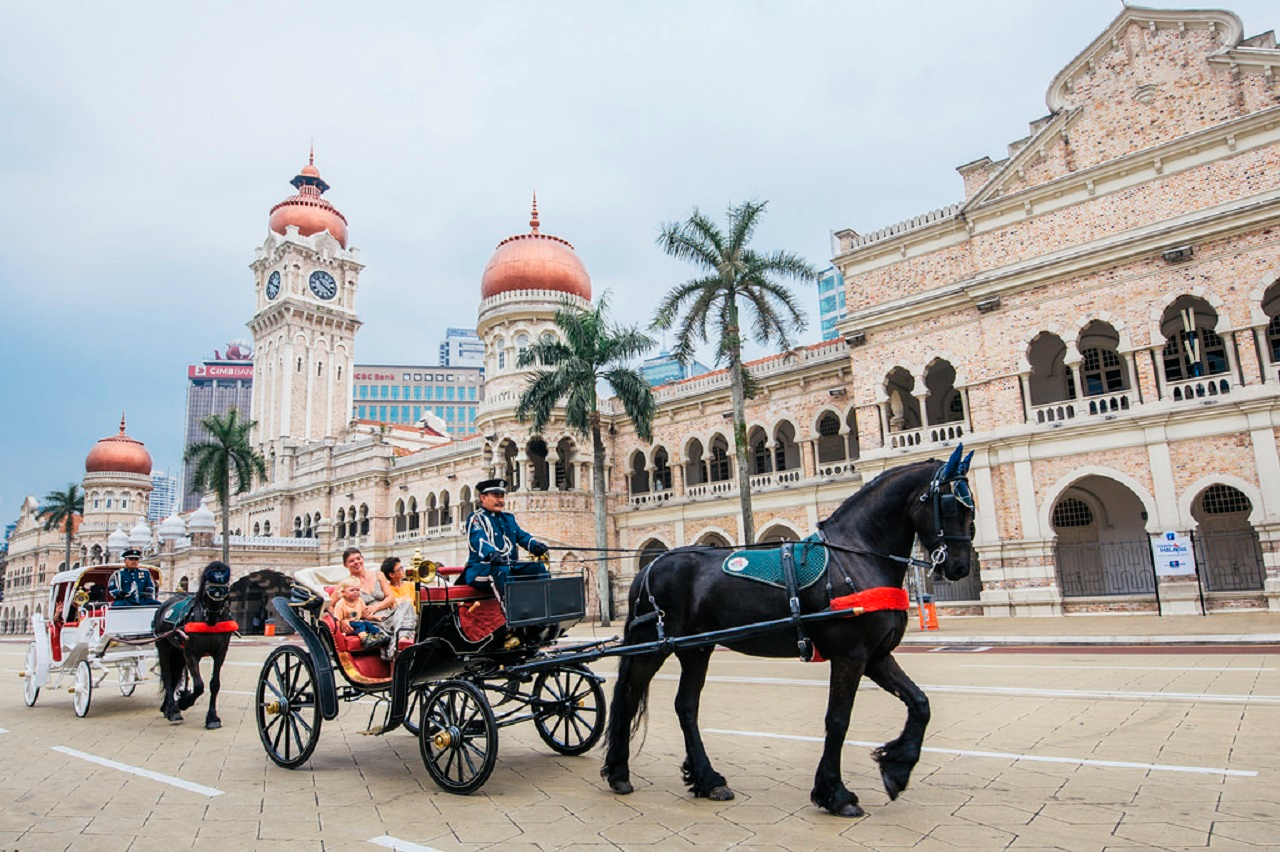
[652,447,672,491]
[708,437,731,482]
[773,421,800,471]
[294,516,303,538]
[924,359,963,425]
[253,522,261,536]
[748,426,771,475]
[1263,279,1280,364]
[1052,498,1094,529]
[883,368,921,432]
[817,412,844,463]
[1027,333,1075,405]
[440,492,452,526]
[359,504,370,536]
[1161,297,1228,381]
[685,439,707,486]
[630,451,650,494]
[407,497,419,531]
[495,336,506,370]
[263,520,271,536]
[555,437,575,490]
[527,438,550,491]
[395,499,407,534]
[638,539,669,571]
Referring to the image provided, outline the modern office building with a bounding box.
[817,266,846,341]
[439,327,485,368]
[148,470,178,522]
[352,364,483,436]
[181,342,254,511]
[639,350,711,387]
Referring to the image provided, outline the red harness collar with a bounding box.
[184,620,239,634]
[830,587,910,614]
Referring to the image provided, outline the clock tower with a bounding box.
[247,152,363,458]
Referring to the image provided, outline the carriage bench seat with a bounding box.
[320,614,413,655]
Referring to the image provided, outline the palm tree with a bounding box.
[184,409,268,564]
[516,293,657,625]
[654,199,817,545]
[38,482,84,573]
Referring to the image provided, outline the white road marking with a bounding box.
[600,672,1279,704]
[369,835,444,852]
[705,729,1257,777]
[51,746,224,796]
[0,727,9,734]
[960,664,1274,672]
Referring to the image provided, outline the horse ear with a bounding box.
[942,444,963,478]
[959,450,974,476]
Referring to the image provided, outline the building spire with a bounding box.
[119,411,127,435]
[530,191,540,234]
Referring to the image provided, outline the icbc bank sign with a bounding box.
[189,365,254,379]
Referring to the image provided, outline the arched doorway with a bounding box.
[1052,477,1154,597]
[1191,484,1265,591]
[229,570,293,635]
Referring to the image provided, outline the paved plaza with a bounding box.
[2,615,1279,851]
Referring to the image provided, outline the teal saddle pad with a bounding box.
[721,534,829,590]
[158,594,196,630]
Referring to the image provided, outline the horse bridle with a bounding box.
[919,468,975,569]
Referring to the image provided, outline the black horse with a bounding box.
[154,560,236,729]
[602,445,976,817]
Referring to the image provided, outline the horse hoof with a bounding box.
[881,770,905,801]
[833,802,865,818]
[167,714,183,724]
[708,785,735,801]
[609,779,634,795]
[205,720,222,730]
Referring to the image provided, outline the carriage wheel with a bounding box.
[22,643,40,707]
[119,657,144,697]
[256,646,322,769]
[533,666,606,756]
[419,680,497,794]
[402,688,424,737]
[73,660,93,718]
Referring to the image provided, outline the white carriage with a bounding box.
[21,564,161,717]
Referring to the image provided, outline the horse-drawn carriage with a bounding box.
[21,564,160,717]
[254,445,979,815]
[256,558,607,793]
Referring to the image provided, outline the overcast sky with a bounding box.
[2,1,1275,522]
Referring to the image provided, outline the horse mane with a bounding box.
[823,458,942,531]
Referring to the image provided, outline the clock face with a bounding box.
[266,270,281,300]
[309,270,338,300]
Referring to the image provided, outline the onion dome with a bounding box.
[188,500,217,534]
[107,525,129,555]
[267,149,349,248]
[85,414,152,476]
[128,517,152,549]
[158,512,187,541]
[480,194,591,300]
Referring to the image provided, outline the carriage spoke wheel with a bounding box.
[403,688,424,737]
[119,657,144,697]
[72,660,93,717]
[256,646,322,769]
[533,666,605,756]
[22,643,40,707]
[419,680,497,794]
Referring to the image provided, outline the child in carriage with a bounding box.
[332,578,388,649]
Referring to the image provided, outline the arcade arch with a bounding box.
[1051,475,1154,597]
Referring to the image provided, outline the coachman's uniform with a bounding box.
[108,549,159,607]
[463,479,549,592]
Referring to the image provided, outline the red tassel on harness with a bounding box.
[830,587,910,614]
[184,620,239,634]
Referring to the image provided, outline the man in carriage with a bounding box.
[463,478,550,592]
[107,549,160,607]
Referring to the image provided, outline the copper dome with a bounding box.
[480,196,591,301]
[85,415,152,476]
[268,151,349,248]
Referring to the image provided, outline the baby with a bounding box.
[332,578,386,648]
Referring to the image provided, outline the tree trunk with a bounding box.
[219,474,232,565]
[65,528,73,573]
[726,312,755,546]
[592,421,611,626]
